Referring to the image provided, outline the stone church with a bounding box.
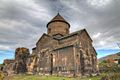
[1,13,97,77]
[27,13,97,76]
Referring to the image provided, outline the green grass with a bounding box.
[4,75,74,80]
[3,74,105,80]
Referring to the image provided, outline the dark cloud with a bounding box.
[0,0,120,51]
[58,0,120,49]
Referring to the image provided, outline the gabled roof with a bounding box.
[36,29,93,46]
[47,13,70,28]
[54,29,93,42]
[82,29,93,42]
[36,33,58,45]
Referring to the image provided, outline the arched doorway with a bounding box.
[50,54,53,75]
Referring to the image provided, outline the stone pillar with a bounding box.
[73,46,76,77]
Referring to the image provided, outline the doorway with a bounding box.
[50,54,53,75]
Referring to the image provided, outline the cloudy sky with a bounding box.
[0,0,120,63]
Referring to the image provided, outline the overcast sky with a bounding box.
[0,0,120,63]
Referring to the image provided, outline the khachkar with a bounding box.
[1,13,98,77]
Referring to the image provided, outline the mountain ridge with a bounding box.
[98,52,120,61]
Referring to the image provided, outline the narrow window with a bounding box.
[48,28,51,33]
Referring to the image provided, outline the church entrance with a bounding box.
[50,54,53,75]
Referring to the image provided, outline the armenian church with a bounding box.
[27,13,97,76]
[1,13,97,77]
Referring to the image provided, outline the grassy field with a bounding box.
[2,74,105,80]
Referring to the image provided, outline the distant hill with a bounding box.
[98,52,120,61]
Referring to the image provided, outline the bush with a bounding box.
[109,73,120,80]
[99,62,120,73]
[99,61,120,80]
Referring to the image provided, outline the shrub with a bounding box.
[109,73,120,80]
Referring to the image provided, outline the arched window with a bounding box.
[48,28,51,33]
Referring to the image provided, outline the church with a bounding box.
[27,13,97,76]
[1,13,97,77]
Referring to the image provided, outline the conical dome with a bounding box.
[47,13,70,37]
[51,13,66,22]
[47,13,70,28]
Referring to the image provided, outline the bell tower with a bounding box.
[47,13,70,38]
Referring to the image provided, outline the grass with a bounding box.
[4,75,74,80]
[3,74,106,80]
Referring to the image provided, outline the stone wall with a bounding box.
[2,47,30,75]
[27,55,38,74]
[59,34,77,45]
[3,59,14,65]
[52,46,75,76]
[48,21,69,36]
[36,35,58,52]
[78,31,97,75]
[14,47,30,73]
[2,59,15,75]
